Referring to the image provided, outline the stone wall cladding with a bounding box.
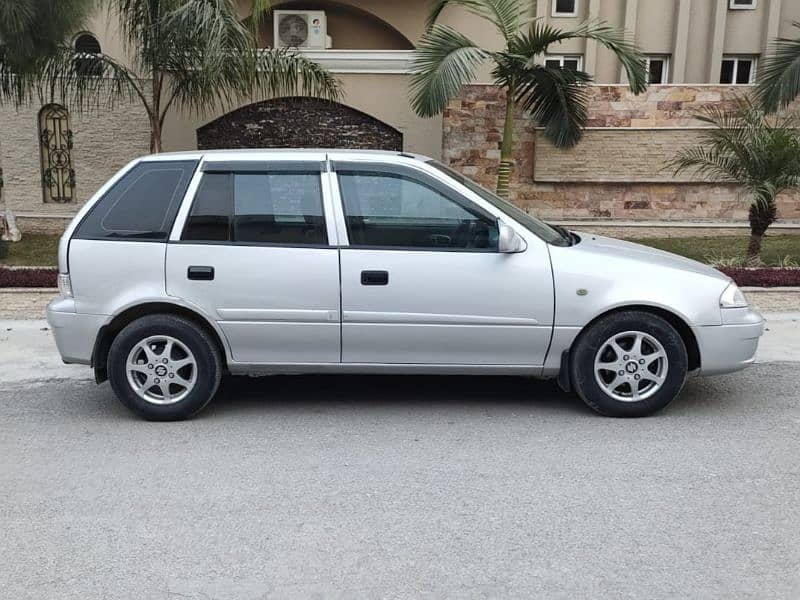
[0,92,150,218]
[443,85,800,222]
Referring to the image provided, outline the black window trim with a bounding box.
[332,160,501,253]
[180,164,332,247]
[72,159,199,243]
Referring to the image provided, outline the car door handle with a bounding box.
[361,270,389,286]
[187,266,215,281]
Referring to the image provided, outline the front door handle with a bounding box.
[187,266,215,281]
[361,270,388,286]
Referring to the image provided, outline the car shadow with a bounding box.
[203,373,591,418]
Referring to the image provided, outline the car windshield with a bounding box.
[426,160,566,245]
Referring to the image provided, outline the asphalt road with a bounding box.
[1,365,799,599]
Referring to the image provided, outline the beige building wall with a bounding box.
[161,73,443,159]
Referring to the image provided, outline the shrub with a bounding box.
[0,267,58,288]
[719,267,800,287]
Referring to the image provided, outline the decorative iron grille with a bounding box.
[39,104,76,203]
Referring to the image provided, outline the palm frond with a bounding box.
[1,45,145,110]
[254,48,343,103]
[668,96,800,198]
[513,19,647,93]
[511,64,592,147]
[426,0,528,42]
[755,21,800,113]
[409,25,492,117]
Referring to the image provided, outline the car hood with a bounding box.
[572,232,730,281]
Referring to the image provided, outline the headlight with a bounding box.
[57,272,73,298]
[719,281,747,308]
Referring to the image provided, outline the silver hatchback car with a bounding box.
[48,150,764,420]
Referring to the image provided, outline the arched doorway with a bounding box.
[196,98,403,151]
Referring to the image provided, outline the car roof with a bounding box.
[140,148,433,163]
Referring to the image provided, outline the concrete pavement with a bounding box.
[1,365,799,598]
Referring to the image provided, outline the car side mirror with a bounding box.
[498,220,527,253]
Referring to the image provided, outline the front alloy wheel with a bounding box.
[570,311,688,417]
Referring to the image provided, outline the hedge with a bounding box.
[0,267,58,288]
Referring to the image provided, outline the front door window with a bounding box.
[337,170,498,250]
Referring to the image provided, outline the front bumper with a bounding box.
[46,297,106,365]
[693,308,766,375]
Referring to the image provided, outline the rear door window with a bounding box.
[74,160,197,240]
[183,167,327,245]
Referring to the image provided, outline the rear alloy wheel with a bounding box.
[108,315,222,420]
[570,311,688,417]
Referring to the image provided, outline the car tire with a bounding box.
[569,310,688,417]
[107,314,222,421]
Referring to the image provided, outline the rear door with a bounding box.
[331,158,554,366]
[166,157,341,364]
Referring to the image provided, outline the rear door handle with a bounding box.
[361,270,388,286]
[187,266,214,281]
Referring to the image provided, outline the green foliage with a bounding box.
[668,98,800,258]
[0,0,97,103]
[756,21,800,113]
[0,0,342,151]
[410,0,647,149]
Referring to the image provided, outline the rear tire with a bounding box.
[570,311,688,417]
[108,315,222,421]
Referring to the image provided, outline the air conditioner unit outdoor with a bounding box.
[274,10,328,50]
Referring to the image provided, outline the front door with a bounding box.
[166,161,340,364]
[333,161,554,366]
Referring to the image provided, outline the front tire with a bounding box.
[108,315,222,421]
[570,311,688,417]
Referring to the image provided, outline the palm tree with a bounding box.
[756,21,800,113]
[0,0,342,153]
[668,98,800,265]
[410,0,647,197]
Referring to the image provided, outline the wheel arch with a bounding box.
[92,302,229,383]
[579,304,701,371]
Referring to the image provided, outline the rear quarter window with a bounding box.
[74,160,197,241]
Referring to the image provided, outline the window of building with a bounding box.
[544,55,583,71]
[552,0,578,17]
[720,56,757,84]
[38,104,76,204]
[337,170,498,250]
[74,33,102,76]
[74,160,197,240]
[729,0,756,9]
[183,170,327,245]
[646,55,670,85]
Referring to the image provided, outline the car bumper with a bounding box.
[693,308,765,375]
[46,297,106,365]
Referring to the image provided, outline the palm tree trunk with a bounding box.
[747,192,777,266]
[496,90,515,199]
[746,231,763,266]
[149,116,162,154]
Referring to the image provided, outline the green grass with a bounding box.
[1,232,799,268]
[628,235,800,267]
[0,233,61,266]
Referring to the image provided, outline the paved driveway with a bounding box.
[2,364,799,599]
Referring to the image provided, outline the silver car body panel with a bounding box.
[47,149,764,380]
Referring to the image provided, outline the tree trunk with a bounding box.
[746,232,763,266]
[747,192,777,266]
[495,90,515,199]
[149,116,162,154]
